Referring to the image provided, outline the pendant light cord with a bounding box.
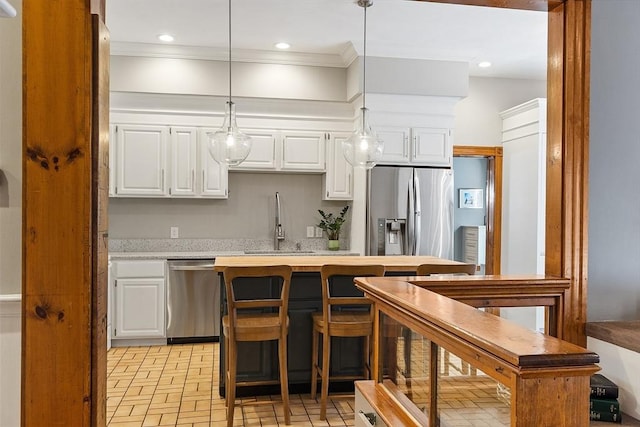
[362,4,367,111]
[228,0,232,105]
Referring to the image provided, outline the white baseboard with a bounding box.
[588,337,640,420]
[0,295,21,427]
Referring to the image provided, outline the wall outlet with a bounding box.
[170,227,179,239]
[306,226,315,238]
[315,227,324,238]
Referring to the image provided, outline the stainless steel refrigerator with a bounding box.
[367,166,454,259]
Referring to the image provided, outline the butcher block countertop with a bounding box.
[213,255,461,272]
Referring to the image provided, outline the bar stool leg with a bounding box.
[278,335,291,425]
[319,332,331,420]
[310,327,319,399]
[226,338,237,427]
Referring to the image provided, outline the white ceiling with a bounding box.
[106,0,548,80]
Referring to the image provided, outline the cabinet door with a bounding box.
[109,125,116,196]
[114,277,165,338]
[170,127,197,196]
[376,127,410,164]
[281,130,325,171]
[230,129,278,170]
[323,132,353,200]
[411,127,452,166]
[198,128,228,198]
[115,124,168,196]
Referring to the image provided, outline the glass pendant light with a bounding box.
[208,0,252,167]
[343,0,383,169]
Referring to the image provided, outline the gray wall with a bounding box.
[588,0,640,321]
[0,1,22,295]
[109,172,349,241]
[453,157,487,263]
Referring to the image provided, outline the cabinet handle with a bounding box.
[191,169,195,188]
[202,170,205,192]
[161,169,165,190]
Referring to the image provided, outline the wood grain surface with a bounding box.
[355,276,599,369]
[214,255,461,272]
[586,321,640,354]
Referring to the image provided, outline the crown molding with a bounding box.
[111,42,350,68]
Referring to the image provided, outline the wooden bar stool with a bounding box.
[310,264,385,420]
[222,265,292,427]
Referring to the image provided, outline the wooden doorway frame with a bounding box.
[453,146,503,276]
[21,0,589,425]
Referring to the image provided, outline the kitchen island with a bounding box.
[213,255,461,396]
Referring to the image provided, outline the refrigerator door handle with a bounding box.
[413,171,421,255]
[406,173,415,255]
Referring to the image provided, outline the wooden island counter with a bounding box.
[213,255,461,396]
[213,255,461,272]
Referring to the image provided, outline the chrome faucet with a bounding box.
[275,192,285,250]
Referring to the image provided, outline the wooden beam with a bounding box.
[22,0,108,425]
[546,0,591,346]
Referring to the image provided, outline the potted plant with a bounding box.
[317,205,349,250]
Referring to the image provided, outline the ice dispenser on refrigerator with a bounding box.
[376,218,407,255]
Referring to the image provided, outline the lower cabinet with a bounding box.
[112,260,166,340]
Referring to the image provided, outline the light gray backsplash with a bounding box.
[109,172,351,243]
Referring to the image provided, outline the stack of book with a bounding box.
[590,374,622,423]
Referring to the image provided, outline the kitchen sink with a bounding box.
[243,250,315,255]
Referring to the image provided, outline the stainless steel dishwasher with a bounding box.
[166,259,220,343]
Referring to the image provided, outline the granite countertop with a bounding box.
[109,250,357,260]
[107,238,358,260]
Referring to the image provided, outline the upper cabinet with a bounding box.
[114,124,168,196]
[198,128,229,198]
[230,130,326,172]
[111,124,228,199]
[281,131,325,171]
[323,132,353,200]
[376,126,452,167]
[170,127,198,196]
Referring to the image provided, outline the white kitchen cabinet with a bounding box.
[112,260,166,340]
[377,126,452,167]
[281,130,325,171]
[107,260,112,350]
[229,129,278,170]
[377,126,411,164]
[231,129,326,172]
[323,132,353,200]
[411,127,452,166]
[114,124,168,196]
[169,126,197,196]
[198,128,228,198]
[109,125,116,196]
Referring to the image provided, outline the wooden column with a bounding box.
[22,1,108,426]
[546,0,591,346]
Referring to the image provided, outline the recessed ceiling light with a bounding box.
[275,42,291,50]
[158,34,175,43]
[478,61,492,68]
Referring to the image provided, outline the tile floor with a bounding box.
[106,343,355,427]
[107,341,625,426]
